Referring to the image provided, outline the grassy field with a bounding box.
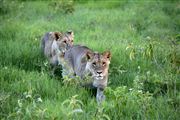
[0,0,180,119]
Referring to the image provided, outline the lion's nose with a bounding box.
[97,71,102,74]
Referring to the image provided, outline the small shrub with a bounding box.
[7,91,46,119]
[104,86,153,119]
[49,0,75,14]
[0,0,20,15]
[61,95,84,119]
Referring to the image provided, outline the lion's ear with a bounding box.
[103,51,111,60]
[54,32,61,40]
[66,30,74,40]
[86,51,94,60]
[66,30,73,35]
[81,51,94,63]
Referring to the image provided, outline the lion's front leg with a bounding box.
[96,87,105,105]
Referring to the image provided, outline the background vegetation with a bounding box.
[0,0,179,119]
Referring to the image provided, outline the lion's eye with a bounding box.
[92,62,96,67]
[102,62,106,66]
[63,41,67,43]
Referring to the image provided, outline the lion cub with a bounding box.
[41,31,74,75]
[63,45,111,104]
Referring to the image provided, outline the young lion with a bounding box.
[41,31,74,75]
[63,45,111,104]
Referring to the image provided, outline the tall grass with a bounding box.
[0,0,179,119]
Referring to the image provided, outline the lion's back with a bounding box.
[64,45,92,77]
[41,32,54,58]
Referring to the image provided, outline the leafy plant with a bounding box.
[168,35,180,74]
[61,95,84,118]
[126,43,136,61]
[94,106,110,120]
[63,75,81,87]
[7,90,46,119]
[49,0,75,14]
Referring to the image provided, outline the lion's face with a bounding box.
[54,31,74,53]
[86,51,111,80]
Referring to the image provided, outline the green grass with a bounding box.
[0,0,179,119]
